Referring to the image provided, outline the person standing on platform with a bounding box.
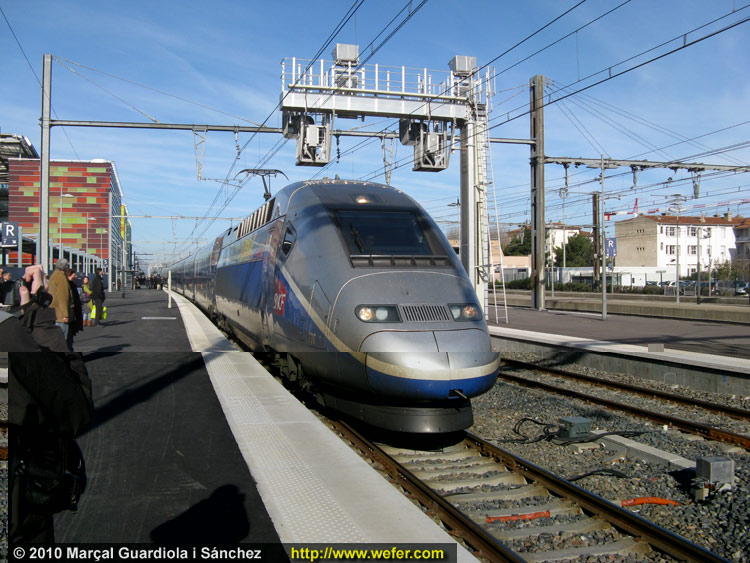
[1,269,14,305]
[66,269,84,350]
[48,259,75,341]
[91,267,105,327]
[80,276,93,327]
[1,264,94,545]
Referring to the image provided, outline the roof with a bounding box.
[628,214,745,226]
[0,134,39,184]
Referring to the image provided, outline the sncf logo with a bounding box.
[273,278,287,315]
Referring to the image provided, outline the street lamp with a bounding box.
[85,213,96,275]
[667,194,687,304]
[57,192,74,267]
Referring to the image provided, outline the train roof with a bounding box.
[218,179,425,246]
[279,178,418,212]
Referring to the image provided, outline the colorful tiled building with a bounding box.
[5,153,130,285]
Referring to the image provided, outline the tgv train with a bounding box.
[170,179,499,433]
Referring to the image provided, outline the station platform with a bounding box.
[56,289,472,560]
[486,304,750,395]
[498,290,750,325]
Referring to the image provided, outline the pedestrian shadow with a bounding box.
[150,485,250,545]
[81,354,205,433]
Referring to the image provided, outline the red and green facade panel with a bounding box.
[8,159,118,263]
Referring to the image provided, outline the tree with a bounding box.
[553,233,593,267]
[712,260,733,281]
[503,226,532,256]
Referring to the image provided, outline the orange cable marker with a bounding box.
[487,510,551,523]
[620,497,680,507]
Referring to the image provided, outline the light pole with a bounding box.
[697,222,705,305]
[668,194,687,304]
[676,215,680,304]
[57,192,74,267]
[560,164,570,281]
[85,213,96,275]
[598,156,617,320]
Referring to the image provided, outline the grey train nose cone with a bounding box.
[169,179,500,433]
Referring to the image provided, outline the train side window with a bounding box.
[280,226,297,257]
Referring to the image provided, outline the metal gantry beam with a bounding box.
[544,156,750,173]
[49,119,403,140]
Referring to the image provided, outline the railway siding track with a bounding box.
[498,359,750,450]
[501,359,750,421]
[330,420,728,563]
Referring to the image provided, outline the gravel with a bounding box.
[470,353,749,563]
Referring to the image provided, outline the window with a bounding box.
[688,227,697,236]
[688,245,697,255]
[666,245,676,255]
[336,210,435,256]
[280,226,297,258]
[335,209,448,267]
[667,226,676,236]
[660,226,664,234]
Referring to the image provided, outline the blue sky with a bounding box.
[2,0,748,269]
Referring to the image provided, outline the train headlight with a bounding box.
[449,303,482,322]
[356,305,401,323]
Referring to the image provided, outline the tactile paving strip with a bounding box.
[202,351,366,543]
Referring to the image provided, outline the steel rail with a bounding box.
[502,358,750,421]
[497,370,750,449]
[330,418,728,562]
[0,421,6,461]
[464,432,730,563]
[331,420,526,563]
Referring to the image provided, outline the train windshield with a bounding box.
[335,210,443,258]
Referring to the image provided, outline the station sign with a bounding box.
[0,222,19,248]
[605,237,617,257]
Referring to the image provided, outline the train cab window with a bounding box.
[335,210,447,267]
[280,226,297,257]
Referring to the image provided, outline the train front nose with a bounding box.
[359,329,500,400]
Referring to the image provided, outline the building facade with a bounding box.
[614,214,740,277]
[8,158,129,286]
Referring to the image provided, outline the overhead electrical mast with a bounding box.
[280,44,495,307]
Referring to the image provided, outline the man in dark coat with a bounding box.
[90,267,105,327]
[48,259,74,340]
[1,264,94,544]
[66,269,84,350]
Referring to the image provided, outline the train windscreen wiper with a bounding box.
[349,224,367,253]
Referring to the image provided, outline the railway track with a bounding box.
[498,359,750,450]
[329,420,728,563]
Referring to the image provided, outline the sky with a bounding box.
[2,0,749,270]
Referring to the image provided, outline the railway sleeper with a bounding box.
[445,484,549,503]
[425,472,526,491]
[406,459,501,479]
[481,499,581,523]
[379,442,468,456]
[493,515,610,541]
[521,537,652,563]
[389,451,478,464]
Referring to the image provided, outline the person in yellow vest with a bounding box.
[90,267,106,327]
[80,276,93,327]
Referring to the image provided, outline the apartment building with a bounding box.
[614,213,741,277]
